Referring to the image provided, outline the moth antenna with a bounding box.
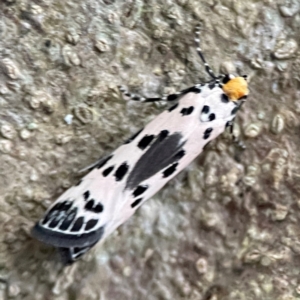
[194,25,217,80]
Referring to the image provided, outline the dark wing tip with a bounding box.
[31,222,105,248]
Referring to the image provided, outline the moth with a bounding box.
[32,26,249,264]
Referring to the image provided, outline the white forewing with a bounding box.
[32,83,239,263]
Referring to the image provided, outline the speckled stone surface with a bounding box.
[1,0,300,299]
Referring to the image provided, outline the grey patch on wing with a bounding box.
[126,132,185,189]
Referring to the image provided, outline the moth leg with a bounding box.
[233,135,246,150]
[227,120,246,150]
[58,244,96,265]
[118,84,202,103]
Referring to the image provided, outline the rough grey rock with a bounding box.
[0,0,300,299]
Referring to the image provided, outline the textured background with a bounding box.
[1,0,300,299]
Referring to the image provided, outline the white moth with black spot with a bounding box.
[32,26,249,264]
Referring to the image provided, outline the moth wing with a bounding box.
[32,94,195,251]
[105,89,238,233]
[101,97,218,237]
[31,147,137,249]
[32,89,235,259]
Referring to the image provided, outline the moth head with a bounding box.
[221,74,248,102]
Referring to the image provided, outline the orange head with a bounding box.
[221,75,249,101]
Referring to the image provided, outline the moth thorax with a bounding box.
[222,77,249,101]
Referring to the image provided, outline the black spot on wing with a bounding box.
[157,130,169,141]
[208,113,216,121]
[70,217,84,232]
[163,162,178,178]
[52,207,77,229]
[138,135,155,150]
[221,94,229,103]
[85,200,104,213]
[65,208,77,222]
[55,206,76,231]
[83,191,90,201]
[203,128,213,139]
[202,105,210,114]
[180,106,194,116]
[85,199,95,210]
[59,218,72,231]
[42,210,58,225]
[133,185,148,197]
[188,86,201,93]
[102,166,114,177]
[42,201,73,225]
[96,155,113,169]
[94,203,104,213]
[85,219,98,231]
[168,103,178,112]
[60,201,73,211]
[43,202,64,218]
[48,218,60,229]
[115,162,129,181]
[200,105,215,122]
[126,132,185,189]
[131,198,143,208]
[123,128,144,144]
[83,191,103,213]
